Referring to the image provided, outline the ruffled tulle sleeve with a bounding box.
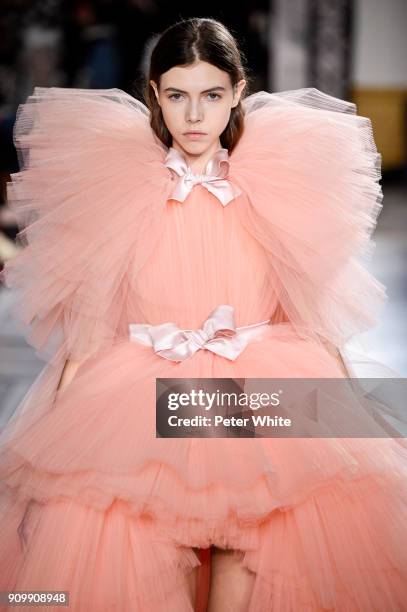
[1,87,172,362]
[229,87,387,350]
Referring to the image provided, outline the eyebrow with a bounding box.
[163,86,226,94]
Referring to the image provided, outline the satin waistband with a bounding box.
[128,304,271,362]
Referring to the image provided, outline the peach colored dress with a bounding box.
[0,86,407,611]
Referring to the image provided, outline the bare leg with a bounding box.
[207,547,255,612]
[185,548,199,605]
[160,548,200,612]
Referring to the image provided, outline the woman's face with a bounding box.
[150,60,246,161]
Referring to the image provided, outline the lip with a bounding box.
[184,132,207,140]
[184,131,207,136]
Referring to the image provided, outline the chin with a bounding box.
[184,139,218,152]
[177,142,207,155]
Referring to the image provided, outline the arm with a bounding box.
[55,337,101,396]
[55,359,82,395]
[55,347,98,395]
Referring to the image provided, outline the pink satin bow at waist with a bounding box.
[129,304,271,362]
[164,147,242,206]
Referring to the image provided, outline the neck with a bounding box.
[171,139,223,174]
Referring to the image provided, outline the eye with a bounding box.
[207,92,221,101]
[167,92,222,102]
[168,93,184,101]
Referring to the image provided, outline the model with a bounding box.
[1,17,406,612]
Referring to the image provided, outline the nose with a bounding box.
[186,100,203,123]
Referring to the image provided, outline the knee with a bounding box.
[208,547,255,612]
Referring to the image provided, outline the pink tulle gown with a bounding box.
[1,86,407,611]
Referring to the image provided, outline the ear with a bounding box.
[231,79,247,108]
[149,80,160,105]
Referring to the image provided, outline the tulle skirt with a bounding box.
[1,322,407,611]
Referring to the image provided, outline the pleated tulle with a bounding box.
[2,330,407,610]
[1,86,407,610]
[1,86,387,362]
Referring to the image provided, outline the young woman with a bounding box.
[1,16,407,612]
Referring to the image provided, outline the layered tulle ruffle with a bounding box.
[1,86,387,361]
[1,330,407,610]
[230,87,387,350]
[1,87,173,362]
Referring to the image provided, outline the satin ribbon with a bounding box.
[129,304,271,362]
[164,147,242,206]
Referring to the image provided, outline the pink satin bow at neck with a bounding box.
[164,147,242,206]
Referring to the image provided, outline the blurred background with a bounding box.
[0,0,406,419]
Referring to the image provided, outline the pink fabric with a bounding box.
[0,86,406,611]
[0,86,386,363]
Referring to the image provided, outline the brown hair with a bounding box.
[142,17,251,153]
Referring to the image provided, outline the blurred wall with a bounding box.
[353,0,407,87]
[352,0,407,171]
